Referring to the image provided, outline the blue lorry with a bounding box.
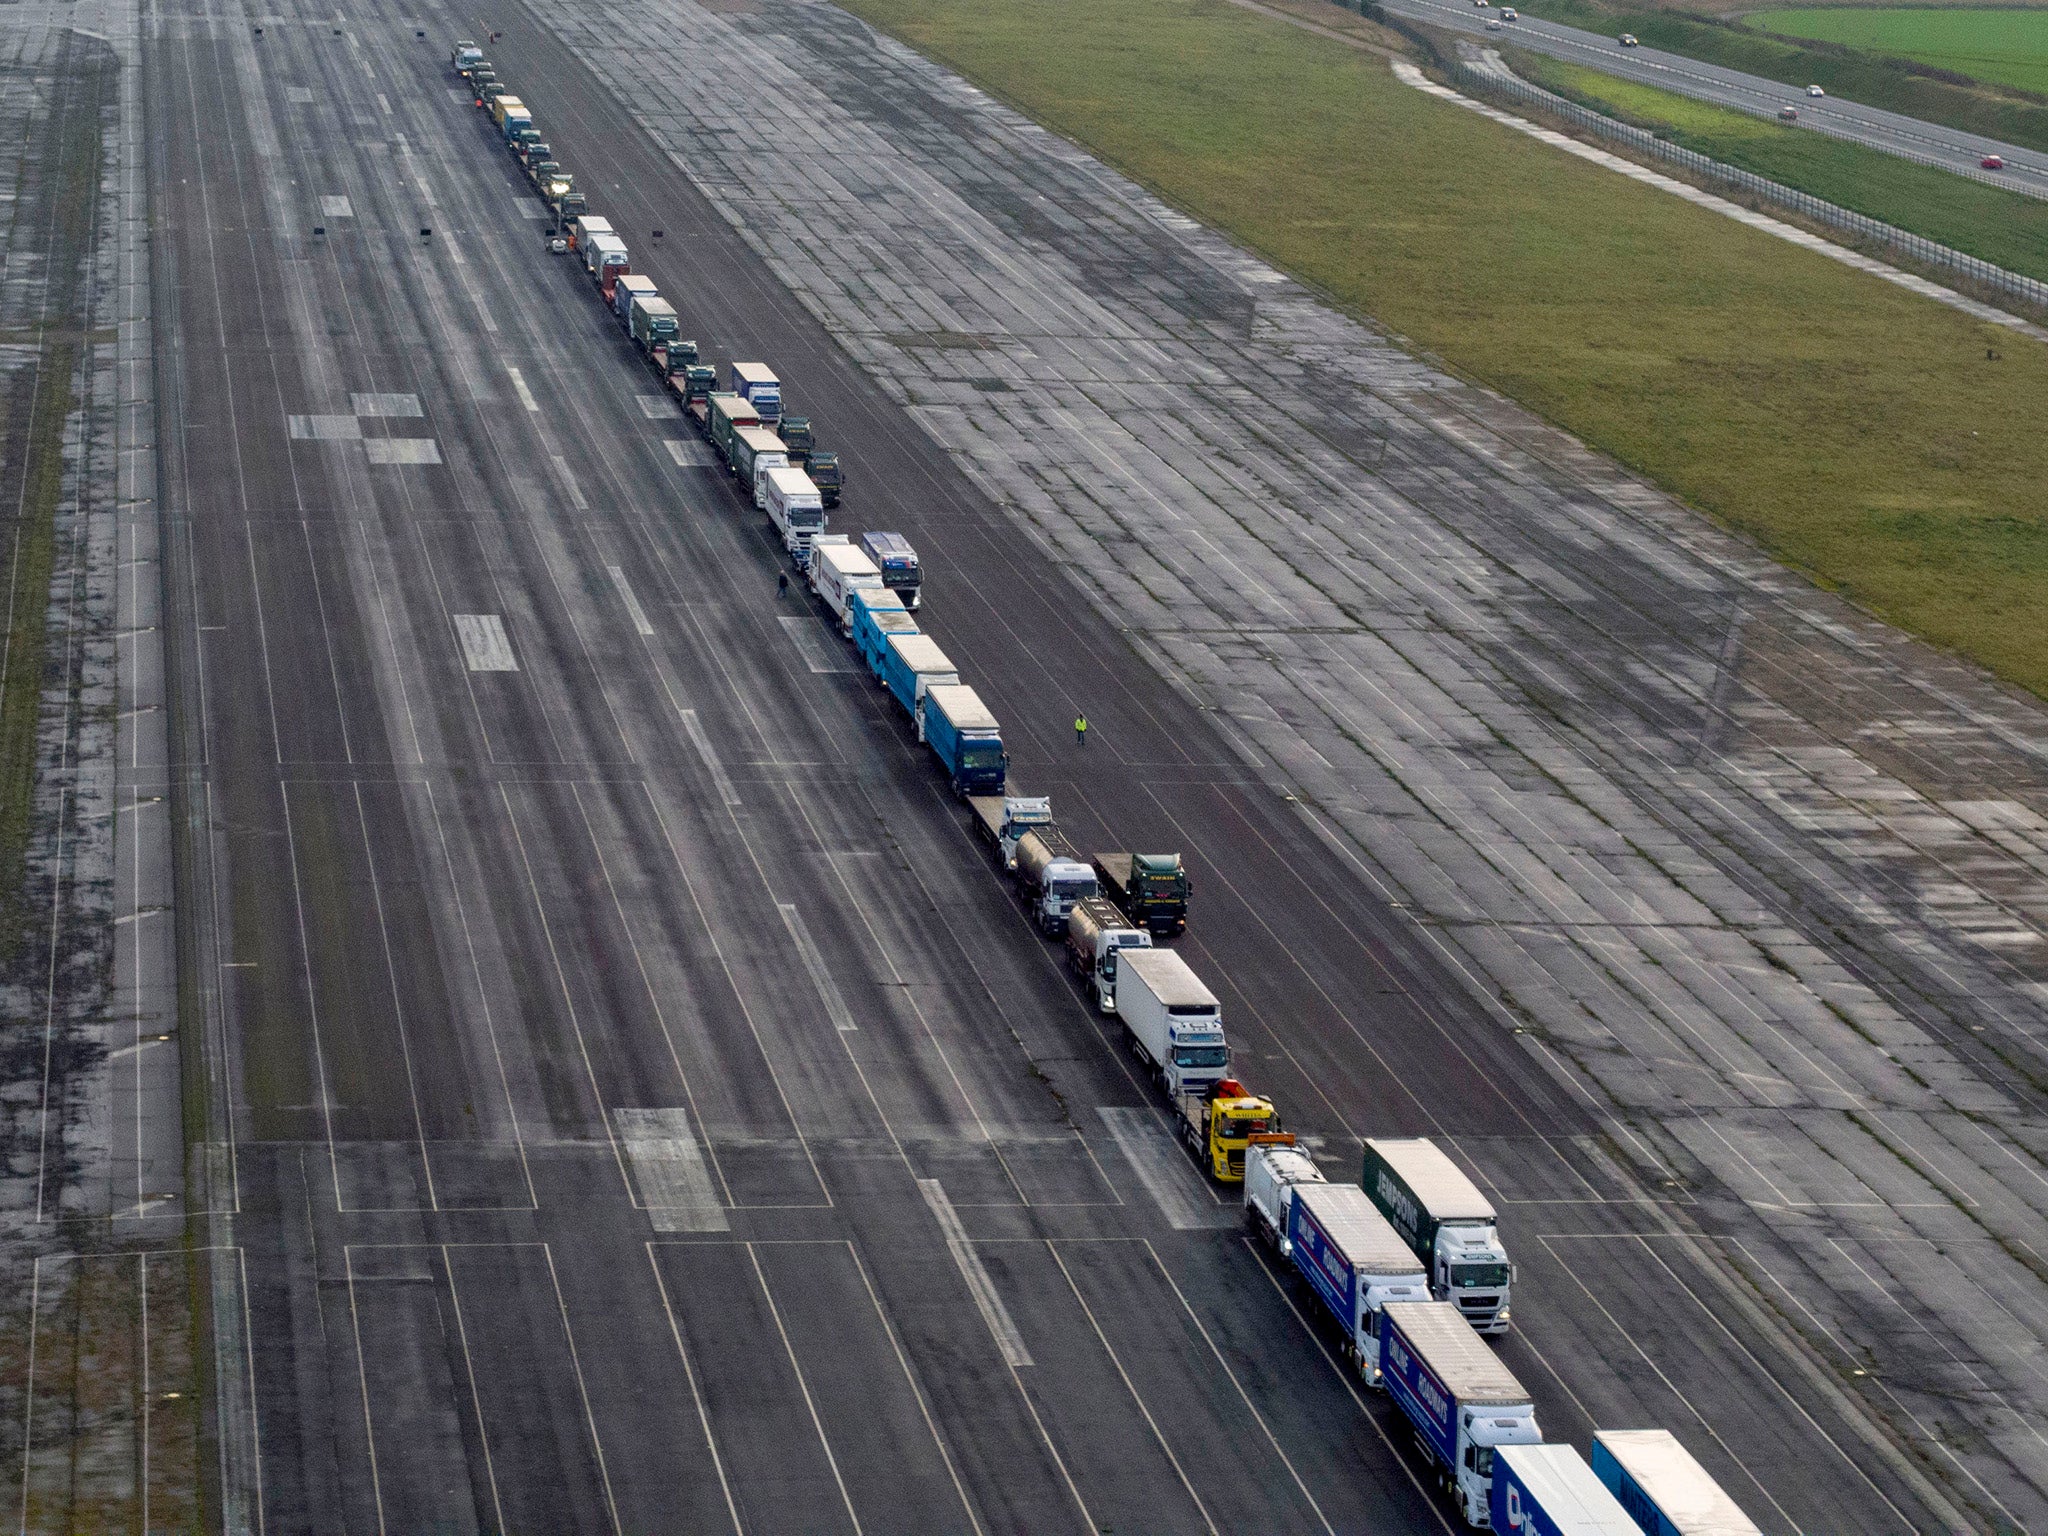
[1285,1182,1429,1385]
[1492,1445,1640,1536]
[850,589,918,676]
[1590,1432,1762,1536]
[1380,1301,1540,1528]
[921,683,1006,795]
[878,633,960,719]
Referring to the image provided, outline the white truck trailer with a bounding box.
[1114,948,1228,1095]
[1590,1431,1763,1536]
[1245,1137,1325,1256]
[808,537,885,634]
[763,467,825,565]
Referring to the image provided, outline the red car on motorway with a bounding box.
[1982,155,2006,170]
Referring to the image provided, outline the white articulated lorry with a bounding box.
[808,536,885,634]
[1065,894,1150,1012]
[1245,1136,1325,1256]
[1114,948,1228,1095]
[1362,1137,1515,1334]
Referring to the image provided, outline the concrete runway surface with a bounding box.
[108,0,2048,1528]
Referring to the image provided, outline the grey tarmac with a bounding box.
[73,0,2048,1530]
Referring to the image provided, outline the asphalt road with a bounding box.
[1375,0,2048,197]
[137,0,2021,1531]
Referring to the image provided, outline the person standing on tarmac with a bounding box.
[1074,714,1089,746]
[778,572,789,597]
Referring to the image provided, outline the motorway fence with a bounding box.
[1454,57,2048,314]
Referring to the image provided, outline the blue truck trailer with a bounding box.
[1492,1445,1640,1536]
[850,589,917,675]
[878,633,960,718]
[1285,1183,1429,1384]
[921,684,1006,795]
[1590,1432,1761,1536]
[1380,1301,1540,1528]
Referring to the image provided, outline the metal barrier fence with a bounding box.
[1455,58,2048,314]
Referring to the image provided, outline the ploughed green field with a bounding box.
[1754,7,2048,96]
[1513,52,2048,281]
[836,0,2048,697]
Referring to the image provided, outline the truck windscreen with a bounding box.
[792,508,823,529]
[961,744,1004,771]
[1175,1047,1229,1069]
[1454,1263,1511,1289]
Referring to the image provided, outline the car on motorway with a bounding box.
[1619,32,1638,46]
[1487,17,1503,28]
[1501,7,1518,17]
[1779,106,1798,120]
[1982,154,2006,170]
[1807,84,1825,97]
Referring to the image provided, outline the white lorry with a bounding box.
[1114,948,1228,1095]
[808,537,885,634]
[1244,1136,1325,1256]
[763,467,825,566]
[1381,1301,1541,1528]
[1361,1138,1515,1335]
[1065,894,1151,1012]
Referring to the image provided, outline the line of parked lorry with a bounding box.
[445,40,1767,1536]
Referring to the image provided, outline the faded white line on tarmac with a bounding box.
[676,708,739,806]
[608,564,655,635]
[779,903,859,1032]
[506,365,539,412]
[918,1179,1033,1366]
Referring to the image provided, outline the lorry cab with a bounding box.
[778,414,814,464]
[859,530,922,609]
[806,450,842,507]
[1438,1226,1514,1325]
[729,362,783,424]
[451,38,485,71]
[1184,1079,1280,1181]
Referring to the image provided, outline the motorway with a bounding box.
[126,0,2048,1530]
[1373,0,2048,196]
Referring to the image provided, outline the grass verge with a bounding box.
[1510,50,2048,282]
[1753,6,2048,98]
[834,0,2048,695]
[1509,0,2048,153]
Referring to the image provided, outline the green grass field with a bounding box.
[835,0,2048,697]
[1512,52,2048,281]
[1755,7,2048,95]
[1515,0,2048,151]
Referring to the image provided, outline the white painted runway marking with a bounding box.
[608,565,655,636]
[320,194,353,218]
[664,438,716,468]
[286,85,313,103]
[918,1180,1032,1366]
[552,455,589,509]
[637,395,671,419]
[376,92,391,115]
[350,392,421,417]
[288,413,361,440]
[676,708,740,807]
[778,903,859,1032]
[778,614,856,673]
[505,366,539,413]
[1097,1107,1232,1229]
[364,439,441,465]
[452,613,518,672]
[613,1109,729,1231]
